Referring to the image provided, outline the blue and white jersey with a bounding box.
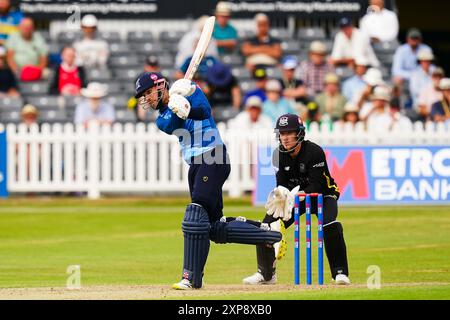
[156,85,224,163]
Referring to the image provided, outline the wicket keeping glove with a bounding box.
[168,94,191,120]
[265,186,301,221]
[169,79,196,97]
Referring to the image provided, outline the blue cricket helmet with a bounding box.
[135,72,167,98]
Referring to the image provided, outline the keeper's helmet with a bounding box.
[135,72,169,110]
[274,114,306,154]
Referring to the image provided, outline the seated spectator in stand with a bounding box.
[278,56,307,104]
[73,15,109,70]
[342,102,360,125]
[49,47,87,96]
[176,16,219,69]
[315,73,347,122]
[241,13,282,70]
[21,104,38,127]
[297,41,334,96]
[0,0,23,45]
[262,79,295,125]
[409,49,435,107]
[229,96,272,130]
[342,57,369,102]
[331,17,380,68]
[176,50,218,82]
[360,0,399,43]
[5,17,48,81]
[213,2,238,55]
[431,78,450,123]
[0,45,19,97]
[354,68,385,119]
[204,62,241,110]
[243,66,268,104]
[74,82,115,128]
[392,28,432,85]
[143,55,162,74]
[364,86,412,131]
[417,67,445,121]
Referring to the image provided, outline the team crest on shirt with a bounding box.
[203,176,209,182]
[299,163,306,172]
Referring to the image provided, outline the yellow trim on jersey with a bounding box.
[323,172,340,193]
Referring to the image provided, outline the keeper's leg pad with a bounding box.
[323,221,349,279]
[210,220,281,245]
[181,204,211,289]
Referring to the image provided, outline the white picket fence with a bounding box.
[1,121,449,199]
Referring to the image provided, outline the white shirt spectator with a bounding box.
[418,83,443,113]
[332,28,380,67]
[360,8,399,43]
[367,109,412,132]
[229,111,273,130]
[73,37,109,69]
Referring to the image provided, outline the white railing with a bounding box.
[1,121,449,199]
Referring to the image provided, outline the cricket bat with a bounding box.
[184,16,216,81]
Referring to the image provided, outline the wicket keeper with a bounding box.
[135,72,287,290]
[243,114,350,285]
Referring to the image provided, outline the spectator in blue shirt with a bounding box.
[262,79,296,125]
[212,2,238,55]
[243,66,268,105]
[410,49,435,107]
[342,57,370,102]
[392,28,432,85]
[75,82,115,128]
[0,0,23,45]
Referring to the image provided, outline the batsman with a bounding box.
[135,72,287,290]
[243,114,351,286]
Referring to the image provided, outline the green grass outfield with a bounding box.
[0,197,449,300]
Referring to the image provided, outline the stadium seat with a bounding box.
[160,42,179,54]
[335,67,354,81]
[64,96,84,109]
[373,40,400,54]
[106,95,129,109]
[39,110,68,124]
[159,30,184,43]
[86,69,113,82]
[57,31,81,44]
[102,82,122,94]
[231,67,251,80]
[297,28,326,41]
[127,31,154,43]
[26,96,61,111]
[281,41,301,55]
[157,55,174,68]
[110,43,131,57]
[99,31,121,43]
[0,111,21,124]
[115,110,137,123]
[270,29,292,40]
[19,82,49,96]
[0,97,23,110]
[109,55,141,69]
[49,42,62,54]
[221,54,244,67]
[239,80,257,93]
[129,42,163,55]
[237,29,254,40]
[212,107,239,123]
[115,68,142,81]
[266,68,283,79]
[40,30,51,43]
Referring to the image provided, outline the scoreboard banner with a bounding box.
[18,0,394,20]
[254,146,450,206]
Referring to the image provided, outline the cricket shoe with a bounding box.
[270,220,287,261]
[172,279,194,290]
[335,274,351,286]
[242,272,277,285]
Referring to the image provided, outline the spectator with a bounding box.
[21,104,38,126]
[262,80,295,125]
[5,17,48,81]
[241,13,282,69]
[360,0,399,43]
[243,66,268,104]
[315,73,347,122]
[297,41,334,96]
[417,67,445,121]
[73,15,109,70]
[278,56,307,104]
[49,46,87,96]
[0,0,23,45]
[176,16,219,69]
[229,96,272,130]
[409,49,435,107]
[212,1,238,55]
[354,68,385,119]
[143,55,161,74]
[331,17,380,68]
[0,45,18,97]
[177,50,218,82]
[365,86,412,131]
[431,78,450,123]
[392,28,432,85]
[204,62,241,110]
[342,102,360,125]
[74,82,115,128]
[342,56,369,102]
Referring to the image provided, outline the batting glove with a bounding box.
[168,94,191,120]
[169,79,196,97]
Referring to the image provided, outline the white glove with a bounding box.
[265,186,302,222]
[169,79,196,97]
[168,94,191,120]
